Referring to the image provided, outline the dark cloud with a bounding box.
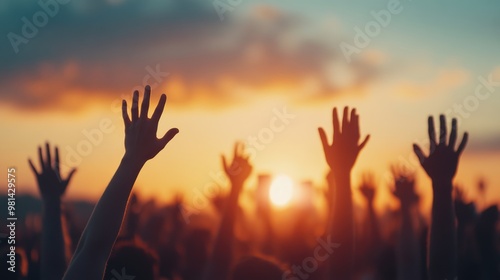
[467,134,500,152]
[1,1,382,111]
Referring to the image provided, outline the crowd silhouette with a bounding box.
[2,85,499,280]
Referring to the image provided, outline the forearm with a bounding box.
[203,185,241,280]
[367,203,380,244]
[429,180,456,280]
[41,200,67,280]
[328,172,354,279]
[397,206,420,280]
[65,156,143,279]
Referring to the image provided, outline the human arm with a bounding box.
[28,143,76,280]
[359,173,381,251]
[391,167,421,280]
[318,107,370,279]
[63,86,178,280]
[203,143,252,280]
[413,115,468,280]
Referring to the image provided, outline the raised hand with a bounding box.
[359,173,376,204]
[391,165,419,206]
[391,167,422,280]
[29,142,75,280]
[320,107,369,279]
[63,85,179,280]
[29,142,76,202]
[122,85,179,164]
[413,115,468,188]
[413,115,467,280]
[203,143,252,280]
[318,107,370,175]
[222,142,252,189]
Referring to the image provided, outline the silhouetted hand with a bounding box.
[413,116,468,190]
[29,142,76,202]
[222,142,252,190]
[318,107,370,175]
[391,165,419,206]
[122,85,179,165]
[359,173,376,204]
[415,116,466,279]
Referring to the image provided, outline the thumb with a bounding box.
[65,168,77,184]
[413,144,426,165]
[160,128,179,147]
[221,155,228,174]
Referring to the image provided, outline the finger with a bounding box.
[152,94,166,122]
[38,146,45,171]
[140,85,151,119]
[160,128,179,148]
[439,115,447,145]
[358,134,370,151]
[449,118,457,149]
[221,155,228,173]
[45,142,52,169]
[350,108,356,126]
[122,100,131,128]
[332,108,340,136]
[346,109,356,135]
[413,144,426,165]
[342,107,349,132]
[233,142,239,159]
[428,116,437,151]
[65,168,77,184]
[456,132,468,155]
[28,159,39,176]
[318,127,329,155]
[132,90,139,121]
[390,164,397,178]
[352,112,359,126]
[55,146,60,175]
[237,142,245,158]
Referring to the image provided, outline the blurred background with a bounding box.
[1,0,499,217]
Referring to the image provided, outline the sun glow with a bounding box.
[269,175,294,207]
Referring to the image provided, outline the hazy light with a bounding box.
[269,175,294,207]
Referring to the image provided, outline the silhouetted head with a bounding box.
[105,239,159,280]
[231,256,285,280]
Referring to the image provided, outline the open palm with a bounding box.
[28,142,76,201]
[318,107,370,174]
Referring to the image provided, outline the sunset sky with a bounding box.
[1,0,499,213]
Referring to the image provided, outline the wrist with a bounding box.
[42,198,62,211]
[431,179,453,197]
[331,170,351,186]
[42,195,61,203]
[229,182,243,196]
[122,153,146,170]
[367,200,374,208]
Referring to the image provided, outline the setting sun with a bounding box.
[269,175,294,207]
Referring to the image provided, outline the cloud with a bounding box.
[467,134,500,152]
[391,67,471,98]
[0,2,381,112]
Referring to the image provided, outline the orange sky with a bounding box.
[1,1,499,216]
